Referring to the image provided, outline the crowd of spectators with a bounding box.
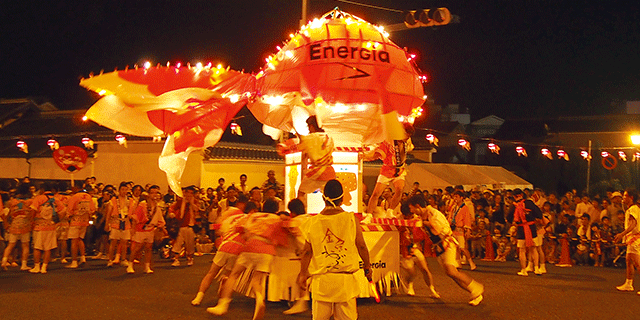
[0,173,286,271]
[387,183,630,267]
[0,173,632,271]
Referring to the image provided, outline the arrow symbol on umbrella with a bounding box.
[334,62,371,80]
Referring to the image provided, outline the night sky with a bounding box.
[2,0,640,120]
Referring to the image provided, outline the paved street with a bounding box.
[2,255,640,320]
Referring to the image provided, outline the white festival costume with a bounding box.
[301,209,361,302]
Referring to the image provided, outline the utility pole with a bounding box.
[586,140,591,193]
[301,0,308,27]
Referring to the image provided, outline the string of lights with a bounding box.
[414,127,640,162]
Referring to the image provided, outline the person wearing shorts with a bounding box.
[1,184,34,271]
[508,189,543,276]
[169,186,198,267]
[107,182,135,267]
[296,180,372,320]
[66,187,96,268]
[54,183,70,263]
[191,194,248,306]
[365,124,414,215]
[449,190,476,270]
[208,199,285,320]
[127,185,165,274]
[398,202,440,299]
[277,115,336,205]
[408,193,484,306]
[30,183,66,274]
[615,189,640,293]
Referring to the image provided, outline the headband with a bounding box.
[322,191,343,208]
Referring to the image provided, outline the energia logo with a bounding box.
[309,43,390,63]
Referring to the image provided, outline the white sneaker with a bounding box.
[29,265,41,273]
[468,280,484,306]
[534,267,542,275]
[617,283,634,291]
[60,258,68,264]
[126,264,135,274]
[283,300,308,315]
[525,262,534,272]
[517,270,528,277]
[429,285,441,299]
[540,265,547,274]
[171,259,180,267]
[191,293,204,306]
[66,261,78,269]
[406,282,415,296]
[207,299,230,316]
[469,294,483,306]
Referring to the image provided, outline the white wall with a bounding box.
[0,141,202,190]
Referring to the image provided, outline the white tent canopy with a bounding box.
[404,163,532,192]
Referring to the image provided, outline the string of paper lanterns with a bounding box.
[421,129,640,162]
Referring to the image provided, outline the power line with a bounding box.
[334,0,403,13]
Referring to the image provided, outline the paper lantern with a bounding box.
[580,150,590,159]
[458,138,470,151]
[230,122,242,135]
[487,142,500,154]
[618,150,627,161]
[425,133,438,147]
[47,139,59,150]
[115,134,127,148]
[557,149,569,161]
[82,137,94,149]
[16,140,28,153]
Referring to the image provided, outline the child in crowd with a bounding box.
[470,220,487,259]
[590,223,604,267]
[599,216,614,266]
[573,239,590,266]
[491,226,509,262]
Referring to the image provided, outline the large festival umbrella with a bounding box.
[251,9,426,144]
[80,65,253,194]
[80,9,426,193]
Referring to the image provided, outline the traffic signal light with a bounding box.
[404,8,452,28]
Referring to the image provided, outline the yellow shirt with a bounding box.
[301,208,361,302]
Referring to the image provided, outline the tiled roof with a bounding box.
[204,143,281,161]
